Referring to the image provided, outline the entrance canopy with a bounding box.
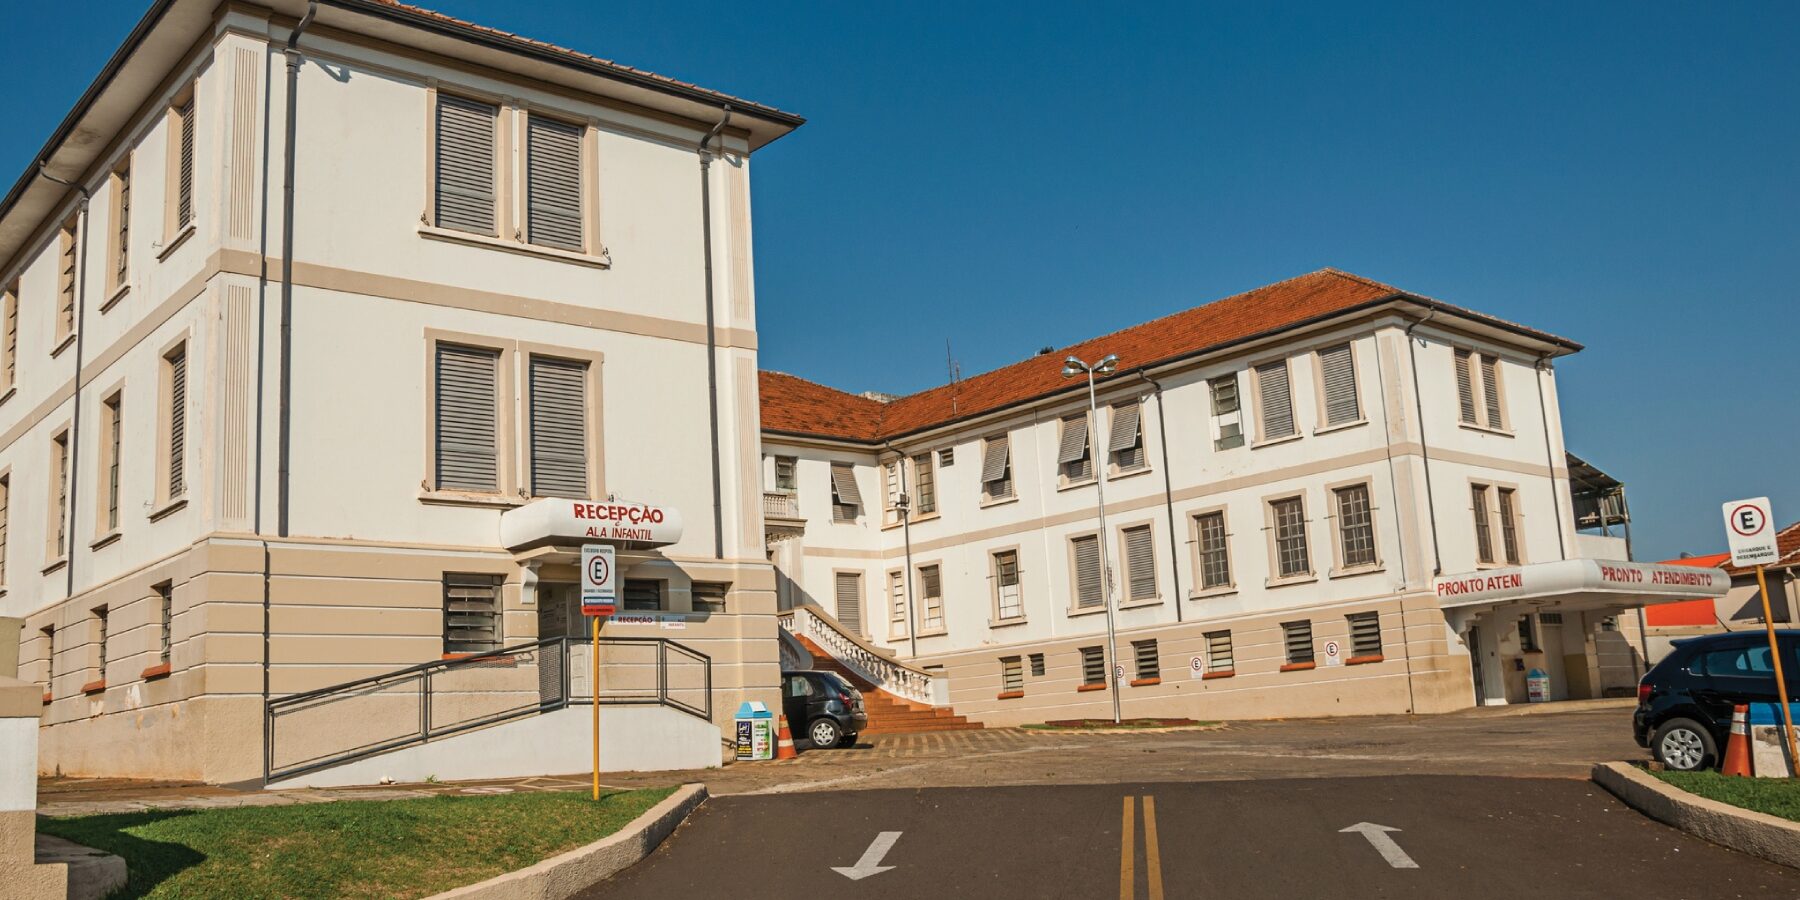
[1433,558,1729,616]
[500,498,684,551]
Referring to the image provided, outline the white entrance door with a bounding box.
[1538,613,1569,701]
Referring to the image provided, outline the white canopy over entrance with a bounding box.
[500,498,684,551]
[1433,558,1728,616]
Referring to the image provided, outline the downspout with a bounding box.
[277,1,316,540]
[884,442,918,658]
[1134,372,1182,622]
[1404,312,1443,576]
[37,166,91,599]
[1534,354,1568,561]
[1370,330,1417,712]
[266,0,316,784]
[697,106,730,559]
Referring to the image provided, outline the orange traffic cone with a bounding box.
[1721,704,1753,777]
[775,713,797,760]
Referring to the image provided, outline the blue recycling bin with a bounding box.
[734,701,775,761]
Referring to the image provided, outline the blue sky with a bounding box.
[4,1,1795,561]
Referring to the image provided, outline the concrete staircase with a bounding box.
[794,635,980,736]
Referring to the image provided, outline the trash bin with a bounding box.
[734,701,775,761]
[1526,668,1550,703]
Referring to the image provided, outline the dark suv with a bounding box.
[781,670,869,750]
[1634,630,1800,771]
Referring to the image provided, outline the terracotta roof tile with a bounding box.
[761,268,1578,443]
[759,371,887,442]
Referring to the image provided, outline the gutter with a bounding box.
[1535,353,1568,561]
[277,1,318,540]
[697,107,730,559]
[35,167,92,599]
[1134,372,1183,621]
[1404,312,1444,577]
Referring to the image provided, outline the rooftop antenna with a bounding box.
[946,339,962,415]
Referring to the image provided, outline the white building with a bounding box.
[762,270,1727,724]
[3,0,800,784]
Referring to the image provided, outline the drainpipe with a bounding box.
[1370,330,1417,712]
[277,0,317,539]
[1534,354,1568,561]
[1404,312,1443,576]
[1134,372,1182,622]
[697,106,730,559]
[883,443,919,658]
[37,166,91,599]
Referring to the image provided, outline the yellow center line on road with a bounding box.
[1120,795,1135,900]
[1143,795,1164,900]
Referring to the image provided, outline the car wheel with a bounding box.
[1652,717,1717,772]
[809,718,844,749]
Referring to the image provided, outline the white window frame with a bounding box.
[1454,346,1510,432]
[1188,506,1235,597]
[1326,478,1382,575]
[990,546,1025,624]
[1264,492,1314,585]
[1250,357,1299,445]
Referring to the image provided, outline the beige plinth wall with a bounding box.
[1,618,70,900]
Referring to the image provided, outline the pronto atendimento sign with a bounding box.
[1432,558,1729,608]
[500,497,684,549]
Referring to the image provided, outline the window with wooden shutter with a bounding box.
[1318,343,1360,426]
[94,606,109,680]
[623,579,662,611]
[56,219,76,343]
[1271,496,1309,578]
[0,474,9,584]
[1122,525,1156,600]
[50,431,69,559]
[1454,349,1478,425]
[1254,361,1295,440]
[1497,487,1521,564]
[882,461,901,524]
[111,164,130,290]
[1058,414,1092,481]
[911,453,936,514]
[835,571,864,636]
[1029,653,1045,676]
[157,582,174,664]
[166,346,187,499]
[1,283,16,390]
[919,564,943,629]
[435,343,500,493]
[1108,402,1144,470]
[1282,620,1314,665]
[435,95,499,235]
[1133,639,1159,681]
[993,550,1022,620]
[525,115,584,251]
[1333,483,1377,569]
[1471,484,1494,564]
[773,456,797,491]
[1348,612,1382,658]
[888,570,907,630]
[1001,657,1023,694]
[528,356,589,498]
[1194,511,1231,589]
[830,464,862,522]
[692,582,729,613]
[443,573,501,654]
[1210,375,1244,450]
[1480,354,1504,428]
[176,96,195,230]
[1080,646,1106,686]
[1205,630,1234,672]
[102,394,122,531]
[981,436,1012,499]
[1072,534,1103,608]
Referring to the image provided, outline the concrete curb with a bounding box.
[1591,762,1800,870]
[427,783,707,899]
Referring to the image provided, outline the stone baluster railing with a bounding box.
[777,604,936,706]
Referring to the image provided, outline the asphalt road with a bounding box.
[579,776,1800,899]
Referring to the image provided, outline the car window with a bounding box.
[1701,646,1775,678]
[820,672,853,693]
[786,676,813,698]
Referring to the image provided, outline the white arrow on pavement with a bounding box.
[1339,822,1419,869]
[832,831,902,881]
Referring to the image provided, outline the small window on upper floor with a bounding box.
[1108,401,1145,472]
[773,456,797,492]
[164,88,197,243]
[526,355,593,498]
[1209,374,1244,450]
[434,94,501,237]
[1057,413,1092,482]
[525,114,585,251]
[434,342,502,493]
[54,218,77,349]
[1,281,17,395]
[1316,343,1361,428]
[830,463,862,522]
[1454,348,1507,430]
[911,453,937,515]
[1253,359,1296,442]
[108,161,131,298]
[980,435,1013,501]
[161,343,188,503]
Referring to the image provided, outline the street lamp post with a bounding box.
[1062,353,1122,724]
[895,490,918,659]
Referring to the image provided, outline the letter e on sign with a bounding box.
[1721,497,1779,568]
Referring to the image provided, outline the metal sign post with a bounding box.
[582,544,617,799]
[1722,498,1798,776]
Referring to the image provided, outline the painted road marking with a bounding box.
[1340,822,1419,869]
[1120,796,1165,900]
[832,831,901,881]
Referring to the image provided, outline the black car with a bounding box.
[781,670,869,750]
[1634,629,1800,771]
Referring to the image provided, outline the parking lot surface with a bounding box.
[580,776,1800,899]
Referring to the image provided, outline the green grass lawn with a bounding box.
[37,786,675,900]
[1652,770,1800,823]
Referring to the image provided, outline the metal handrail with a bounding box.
[264,634,713,783]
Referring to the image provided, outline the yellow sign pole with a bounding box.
[591,614,601,800]
[1754,564,1800,777]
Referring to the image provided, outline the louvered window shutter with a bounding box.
[1256,362,1295,439]
[1480,354,1503,427]
[436,95,499,235]
[435,344,500,492]
[1057,415,1090,464]
[830,465,863,506]
[177,98,195,229]
[1108,402,1142,452]
[168,348,187,497]
[526,116,584,251]
[835,572,863,636]
[1124,526,1156,599]
[1318,343,1360,426]
[529,357,589,497]
[1454,349,1478,424]
[981,438,1010,484]
[1073,536,1103,607]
